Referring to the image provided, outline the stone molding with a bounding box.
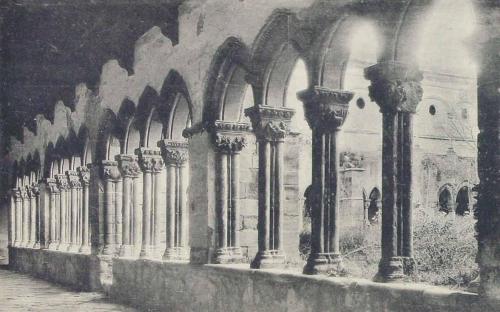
[297,86,353,132]
[244,105,295,142]
[158,139,189,166]
[77,166,90,186]
[364,61,423,114]
[116,154,141,178]
[212,120,250,154]
[101,160,121,181]
[136,148,164,173]
[55,174,70,190]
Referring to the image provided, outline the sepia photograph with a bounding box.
[0,0,498,311]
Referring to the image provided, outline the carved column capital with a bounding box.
[136,148,164,173]
[66,170,82,189]
[45,178,60,194]
[158,140,189,166]
[77,166,90,186]
[30,183,40,196]
[12,188,22,200]
[55,174,70,190]
[297,86,354,132]
[364,61,423,114]
[244,105,295,142]
[24,185,34,198]
[116,154,141,178]
[212,120,250,154]
[101,160,121,181]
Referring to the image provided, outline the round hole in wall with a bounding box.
[356,97,365,109]
[429,105,436,115]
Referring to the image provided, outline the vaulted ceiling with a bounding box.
[1,0,180,142]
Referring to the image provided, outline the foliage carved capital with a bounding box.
[297,86,353,132]
[244,105,295,141]
[158,140,189,166]
[364,61,423,114]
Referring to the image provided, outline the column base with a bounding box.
[139,245,155,259]
[119,244,135,258]
[79,244,91,254]
[48,241,59,250]
[162,247,190,261]
[57,243,70,251]
[303,253,345,276]
[68,243,80,253]
[375,256,405,282]
[13,241,19,247]
[250,250,286,269]
[33,242,41,249]
[102,244,118,256]
[214,247,244,264]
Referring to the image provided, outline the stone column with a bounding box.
[67,170,81,252]
[116,155,140,258]
[152,157,165,259]
[211,121,249,263]
[298,86,354,275]
[132,170,142,256]
[30,183,40,248]
[78,166,91,253]
[101,160,121,256]
[365,61,423,280]
[159,140,189,261]
[245,106,295,269]
[21,186,30,247]
[9,191,16,246]
[13,188,22,247]
[137,148,163,259]
[46,179,59,249]
[475,35,500,303]
[55,174,70,250]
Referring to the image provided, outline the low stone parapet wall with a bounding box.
[110,259,491,312]
[8,247,101,291]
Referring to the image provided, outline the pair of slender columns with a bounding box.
[21,186,30,247]
[102,160,122,256]
[12,188,22,246]
[136,148,165,259]
[29,184,40,248]
[364,61,423,280]
[46,178,59,249]
[245,106,295,269]
[77,166,91,253]
[211,121,249,263]
[55,174,70,251]
[67,171,82,252]
[298,86,354,275]
[116,155,141,258]
[158,140,189,261]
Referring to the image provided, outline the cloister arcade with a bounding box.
[2,0,499,311]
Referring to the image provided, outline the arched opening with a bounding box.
[456,186,470,216]
[367,188,381,225]
[438,187,453,214]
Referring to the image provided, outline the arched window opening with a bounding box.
[438,188,453,214]
[367,188,381,225]
[456,186,470,216]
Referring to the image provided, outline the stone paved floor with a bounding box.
[0,268,137,311]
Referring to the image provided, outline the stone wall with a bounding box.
[8,247,101,291]
[111,259,492,312]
